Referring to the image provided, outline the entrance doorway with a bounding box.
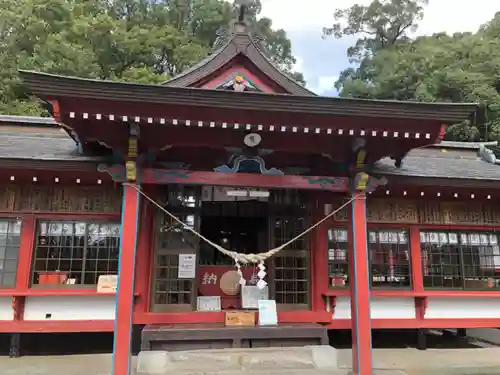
[199,209,269,265]
[150,185,312,313]
[198,199,270,309]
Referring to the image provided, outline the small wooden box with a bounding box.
[225,311,256,327]
[38,271,68,285]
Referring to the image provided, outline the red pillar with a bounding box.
[348,193,373,375]
[410,226,424,293]
[112,184,141,375]
[16,215,36,291]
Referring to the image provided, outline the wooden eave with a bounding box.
[0,158,100,171]
[20,70,478,124]
[381,175,500,189]
[163,30,315,96]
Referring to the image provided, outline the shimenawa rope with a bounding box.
[123,183,363,264]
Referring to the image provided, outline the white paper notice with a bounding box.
[197,296,222,312]
[258,300,278,326]
[178,254,196,279]
[241,285,269,309]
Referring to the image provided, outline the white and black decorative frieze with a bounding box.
[67,111,433,139]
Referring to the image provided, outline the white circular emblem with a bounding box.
[244,133,262,147]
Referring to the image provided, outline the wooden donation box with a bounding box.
[225,311,256,327]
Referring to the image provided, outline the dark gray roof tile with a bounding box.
[374,153,500,181]
[0,128,95,161]
[429,141,498,150]
[0,115,57,125]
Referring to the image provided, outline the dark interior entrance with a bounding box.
[197,199,270,309]
[199,201,269,266]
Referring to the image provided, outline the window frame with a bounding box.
[368,227,412,289]
[420,229,500,290]
[30,218,121,289]
[0,218,22,289]
[326,224,413,290]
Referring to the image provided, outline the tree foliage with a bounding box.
[0,0,304,115]
[324,0,500,142]
[324,0,428,62]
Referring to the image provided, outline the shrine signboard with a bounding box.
[420,201,500,226]
[0,184,121,213]
[330,198,419,224]
[330,197,500,226]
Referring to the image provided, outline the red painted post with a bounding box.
[16,215,36,291]
[112,184,141,375]
[410,226,424,293]
[348,193,373,375]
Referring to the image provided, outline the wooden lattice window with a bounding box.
[271,190,311,309]
[0,219,22,288]
[421,230,500,289]
[151,186,200,312]
[155,252,193,305]
[274,252,309,305]
[31,221,120,287]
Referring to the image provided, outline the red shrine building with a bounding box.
[0,17,499,375]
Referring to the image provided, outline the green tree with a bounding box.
[324,0,500,141]
[0,0,304,115]
[324,0,428,62]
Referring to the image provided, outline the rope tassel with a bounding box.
[123,183,363,287]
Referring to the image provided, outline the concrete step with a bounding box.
[136,346,339,375]
[464,328,500,346]
[141,371,407,375]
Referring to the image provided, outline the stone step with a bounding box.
[136,346,338,375]
[137,371,407,375]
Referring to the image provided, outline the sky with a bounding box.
[258,0,500,95]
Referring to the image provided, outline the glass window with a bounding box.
[421,230,500,289]
[31,221,120,286]
[327,227,411,288]
[0,219,22,288]
[327,228,349,287]
[369,228,411,288]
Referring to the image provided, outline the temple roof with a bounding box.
[374,144,500,181]
[0,116,96,162]
[162,21,315,96]
[1,115,500,182]
[19,70,478,123]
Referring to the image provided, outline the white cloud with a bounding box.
[258,0,500,92]
[311,75,338,95]
[260,0,367,31]
[292,56,304,73]
[260,0,499,35]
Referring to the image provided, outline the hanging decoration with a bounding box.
[124,183,361,289]
[126,124,139,182]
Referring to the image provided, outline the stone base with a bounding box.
[136,346,338,375]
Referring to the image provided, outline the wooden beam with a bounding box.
[139,168,349,191]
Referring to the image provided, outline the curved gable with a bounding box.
[163,22,315,96]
